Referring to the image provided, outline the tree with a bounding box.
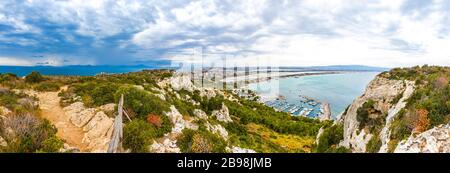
[25,71,44,83]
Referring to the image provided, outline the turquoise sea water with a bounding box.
[248,72,380,118]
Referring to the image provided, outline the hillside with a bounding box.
[317,65,449,153]
[1,65,448,153]
[1,70,329,153]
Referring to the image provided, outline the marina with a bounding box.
[264,95,325,118]
[248,72,379,119]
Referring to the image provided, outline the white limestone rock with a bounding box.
[395,123,450,153]
[71,108,96,128]
[0,136,7,147]
[206,123,229,140]
[82,111,114,152]
[165,105,198,134]
[339,76,415,153]
[200,89,216,99]
[315,127,324,145]
[59,143,80,153]
[150,138,180,153]
[99,103,116,113]
[0,106,11,117]
[193,109,208,120]
[170,75,195,92]
[227,146,257,153]
[212,103,232,122]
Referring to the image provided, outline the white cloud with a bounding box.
[0,0,449,67]
[0,57,34,66]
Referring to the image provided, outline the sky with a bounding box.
[0,0,449,67]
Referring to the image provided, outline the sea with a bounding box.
[248,72,380,119]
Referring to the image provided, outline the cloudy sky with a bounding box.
[0,0,449,67]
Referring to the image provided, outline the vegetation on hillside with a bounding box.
[356,99,385,133]
[380,65,449,152]
[0,88,63,153]
[314,124,350,153]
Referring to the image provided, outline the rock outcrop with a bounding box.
[63,102,115,152]
[206,123,229,140]
[319,103,331,121]
[165,105,198,134]
[150,138,181,153]
[394,123,450,153]
[378,81,415,152]
[193,109,208,120]
[200,89,216,99]
[227,146,257,153]
[339,76,415,152]
[0,106,11,117]
[59,143,80,153]
[170,74,196,92]
[212,103,232,122]
[82,111,114,152]
[0,136,7,147]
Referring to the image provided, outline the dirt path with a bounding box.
[36,86,88,152]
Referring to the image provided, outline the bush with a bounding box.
[147,114,162,128]
[25,71,44,83]
[356,99,384,132]
[123,119,156,153]
[0,90,38,114]
[115,86,170,118]
[35,82,60,92]
[40,136,64,153]
[0,73,18,82]
[91,83,119,106]
[366,134,382,153]
[0,114,61,153]
[314,124,347,153]
[389,109,412,141]
[201,95,224,114]
[72,82,119,107]
[177,128,227,153]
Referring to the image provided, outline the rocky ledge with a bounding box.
[63,102,116,152]
[395,123,450,153]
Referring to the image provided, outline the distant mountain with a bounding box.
[280,65,390,72]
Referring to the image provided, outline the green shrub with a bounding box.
[390,109,412,141]
[40,136,64,153]
[388,66,449,143]
[72,82,119,107]
[0,115,61,153]
[123,119,156,153]
[25,71,44,83]
[0,90,38,114]
[177,128,227,153]
[0,73,18,82]
[115,86,170,118]
[91,83,119,106]
[35,82,60,92]
[314,124,347,153]
[366,133,382,153]
[356,100,384,133]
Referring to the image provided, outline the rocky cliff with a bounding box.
[337,66,450,153]
[338,75,414,152]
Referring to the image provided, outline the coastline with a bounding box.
[242,71,380,120]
